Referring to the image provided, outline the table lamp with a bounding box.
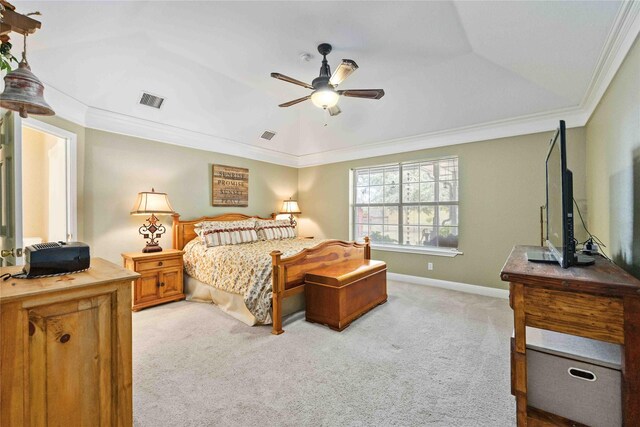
[279,198,301,227]
[130,188,175,253]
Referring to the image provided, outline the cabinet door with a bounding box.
[28,294,114,426]
[134,272,161,305]
[159,267,182,298]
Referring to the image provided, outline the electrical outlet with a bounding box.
[427,262,433,271]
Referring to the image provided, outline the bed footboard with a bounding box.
[270,237,370,335]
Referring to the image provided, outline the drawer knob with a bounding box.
[160,282,165,287]
[158,261,163,266]
[60,334,71,344]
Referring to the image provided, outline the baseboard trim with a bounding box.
[387,272,509,300]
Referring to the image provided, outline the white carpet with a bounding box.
[132,280,516,426]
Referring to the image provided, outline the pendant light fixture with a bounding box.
[0,32,54,118]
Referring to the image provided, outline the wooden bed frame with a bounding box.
[172,213,370,335]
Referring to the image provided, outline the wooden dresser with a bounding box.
[501,245,640,426]
[122,249,185,311]
[0,258,139,427]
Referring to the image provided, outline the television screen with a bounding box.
[546,128,566,265]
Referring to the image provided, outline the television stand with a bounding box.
[502,245,640,426]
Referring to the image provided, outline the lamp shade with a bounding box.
[280,199,301,215]
[130,189,175,215]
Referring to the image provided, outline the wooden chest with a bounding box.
[304,259,387,331]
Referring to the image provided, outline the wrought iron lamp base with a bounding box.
[138,213,166,253]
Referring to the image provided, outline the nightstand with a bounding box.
[122,249,185,311]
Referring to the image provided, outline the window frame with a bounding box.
[351,157,462,255]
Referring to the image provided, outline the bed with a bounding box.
[172,213,370,334]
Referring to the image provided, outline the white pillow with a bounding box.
[255,219,296,240]
[197,220,259,247]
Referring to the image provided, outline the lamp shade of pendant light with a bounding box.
[310,88,339,109]
[0,34,54,118]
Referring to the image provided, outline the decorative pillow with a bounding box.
[195,220,256,239]
[196,220,259,247]
[255,219,296,240]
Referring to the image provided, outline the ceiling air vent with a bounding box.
[139,92,165,109]
[260,130,276,141]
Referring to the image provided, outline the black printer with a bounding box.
[24,242,90,277]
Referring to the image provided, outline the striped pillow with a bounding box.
[255,219,296,240]
[196,220,259,247]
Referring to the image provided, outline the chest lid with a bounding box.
[305,259,386,288]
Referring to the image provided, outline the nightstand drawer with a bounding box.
[135,256,181,272]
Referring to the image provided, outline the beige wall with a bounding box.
[22,118,298,264]
[27,106,593,288]
[83,129,298,263]
[298,128,587,289]
[28,115,589,288]
[586,34,640,279]
[22,126,69,243]
[22,127,50,240]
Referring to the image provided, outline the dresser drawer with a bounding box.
[524,287,624,344]
[135,256,181,272]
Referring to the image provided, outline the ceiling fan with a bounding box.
[271,43,385,117]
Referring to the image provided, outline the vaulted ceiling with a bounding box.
[16,1,639,166]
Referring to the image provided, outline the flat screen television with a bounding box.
[528,120,594,268]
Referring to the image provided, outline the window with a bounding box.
[352,158,459,249]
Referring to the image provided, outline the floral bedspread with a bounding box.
[183,238,328,323]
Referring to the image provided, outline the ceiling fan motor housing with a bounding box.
[312,76,332,90]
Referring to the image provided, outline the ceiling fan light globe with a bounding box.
[311,89,339,109]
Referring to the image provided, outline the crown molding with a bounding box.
[42,81,300,167]
[297,107,588,167]
[42,1,639,169]
[83,107,299,167]
[581,0,640,121]
[44,81,89,127]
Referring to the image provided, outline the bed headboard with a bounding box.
[172,213,275,250]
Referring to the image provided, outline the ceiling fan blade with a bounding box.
[329,59,358,87]
[338,89,385,100]
[278,95,311,108]
[271,72,314,90]
[328,105,341,116]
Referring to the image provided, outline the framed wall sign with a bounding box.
[212,164,249,207]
